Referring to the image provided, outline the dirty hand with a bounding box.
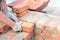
[12,21,22,32]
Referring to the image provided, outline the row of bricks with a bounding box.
[0,23,60,40]
[0,21,34,33]
[35,27,60,40]
[35,35,60,40]
[0,30,33,40]
[35,23,60,40]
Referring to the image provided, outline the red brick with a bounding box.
[22,21,34,33]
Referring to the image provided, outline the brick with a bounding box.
[22,21,34,33]
[35,34,60,40]
[17,10,28,17]
[35,35,43,40]
[12,5,29,13]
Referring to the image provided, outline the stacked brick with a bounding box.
[11,0,29,17]
[12,5,29,17]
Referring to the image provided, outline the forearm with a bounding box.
[0,12,15,27]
